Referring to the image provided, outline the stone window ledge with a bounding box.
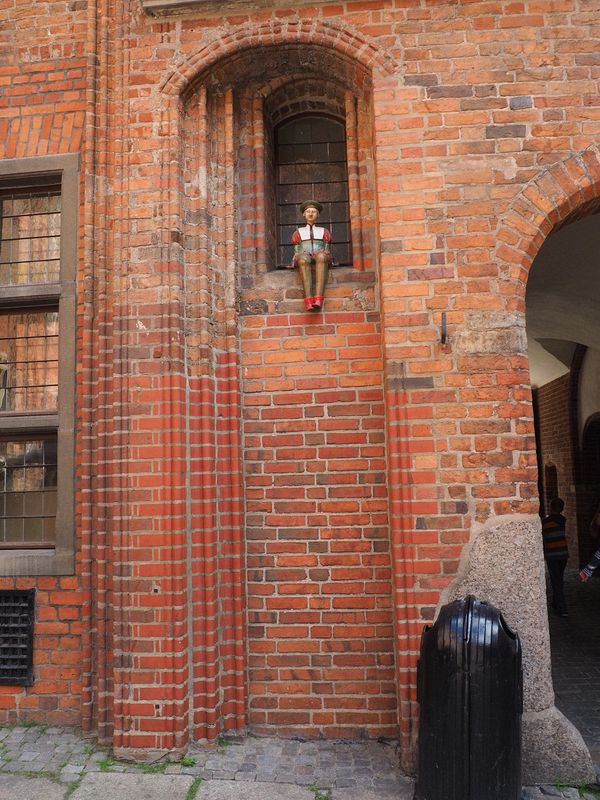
[0,549,74,577]
[141,0,334,15]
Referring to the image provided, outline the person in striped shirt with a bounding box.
[542,497,569,617]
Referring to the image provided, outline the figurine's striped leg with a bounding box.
[296,254,315,309]
[312,252,331,310]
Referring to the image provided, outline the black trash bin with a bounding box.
[416,595,522,800]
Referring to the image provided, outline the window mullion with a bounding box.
[0,414,59,432]
[0,285,61,307]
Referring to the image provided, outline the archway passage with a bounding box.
[181,43,397,743]
[527,209,600,764]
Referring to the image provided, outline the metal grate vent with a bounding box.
[0,589,34,686]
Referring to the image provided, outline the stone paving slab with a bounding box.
[331,788,413,800]
[196,782,313,800]
[0,772,599,800]
[70,772,195,800]
[0,774,65,800]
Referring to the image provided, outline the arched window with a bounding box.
[275,115,351,269]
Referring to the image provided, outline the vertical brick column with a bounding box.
[345,92,376,273]
[81,0,114,743]
[236,88,268,279]
[187,85,221,741]
[215,89,246,728]
[186,87,246,741]
[105,3,190,756]
[252,95,268,274]
[384,383,431,772]
[345,92,364,271]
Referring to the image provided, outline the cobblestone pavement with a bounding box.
[0,724,599,799]
[0,726,412,793]
[548,566,600,765]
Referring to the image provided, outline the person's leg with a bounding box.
[312,252,331,310]
[547,559,568,615]
[553,558,568,615]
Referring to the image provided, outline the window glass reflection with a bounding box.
[0,310,59,413]
[0,437,57,546]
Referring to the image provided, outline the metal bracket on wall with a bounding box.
[440,311,447,345]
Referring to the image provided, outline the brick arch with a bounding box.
[503,146,600,591]
[265,79,348,127]
[161,18,399,97]
[496,144,600,292]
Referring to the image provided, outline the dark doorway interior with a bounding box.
[577,417,600,568]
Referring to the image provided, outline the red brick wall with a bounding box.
[0,0,86,725]
[5,0,600,768]
[0,2,86,159]
[0,577,83,725]
[535,376,577,559]
[243,309,396,738]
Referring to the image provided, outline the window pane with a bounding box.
[0,310,59,412]
[275,116,352,267]
[0,188,61,286]
[0,437,57,547]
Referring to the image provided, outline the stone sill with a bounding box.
[141,0,336,15]
[141,0,210,11]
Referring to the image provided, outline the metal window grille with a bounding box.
[0,179,62,551]
[0,180,61,288]
[0,589,34,686]
[275,115,352,268]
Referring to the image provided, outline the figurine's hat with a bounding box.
[301,200,323,213]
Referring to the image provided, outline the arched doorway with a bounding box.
[527,210,600,765]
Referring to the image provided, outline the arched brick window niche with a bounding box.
[261,73,374,283]
[180,44,393,743]
[182,46,378,314]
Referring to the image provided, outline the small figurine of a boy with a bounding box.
[290,200,332,311]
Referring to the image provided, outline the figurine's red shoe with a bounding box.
[312,295,324,310]
[304,297,315,311]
